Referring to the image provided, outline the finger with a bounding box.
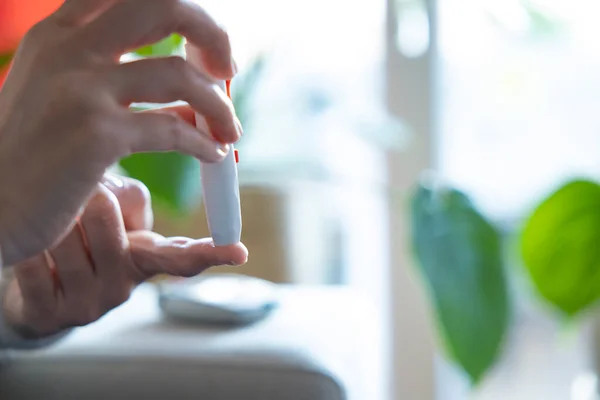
[125,111,230,162]
[77,0,235,79]
[50,223,97,304]
[186,43,239,84]
[79,185,130,291]
[54,0,118,26]
[127,231,248,283]
[138,105,246,142]
[138,104,196,126]
[13,253,58,312]
[102,174,153,231]
[107,57,240,144]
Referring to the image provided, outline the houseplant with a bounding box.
[406,0,588,388]
[410,174,600,385]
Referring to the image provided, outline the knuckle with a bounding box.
[51,71,99,104]
[164,114,185,148]
[167,56,187,73]
[162,110,182,127]
[80,111,124,157]
[41,72,114,146]
[166,56,191,83]
[159,111,183,133]
[126,179,152,207]
[88,185,120,216]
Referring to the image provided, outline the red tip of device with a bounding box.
[234,149,239,163]
[226,80,232,99]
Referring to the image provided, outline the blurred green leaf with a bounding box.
[410,178,510,385]
[119,152,201,214]
[521,0,563,38]
[231,55,266,129]
[485,0,563,39]
[134,34,184,58]
[521,179,600,317]
[0,53,13,68]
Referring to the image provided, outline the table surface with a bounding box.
[8,283,387,400]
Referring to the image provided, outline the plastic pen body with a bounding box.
[197,80,241,246]
[186,46,242,246]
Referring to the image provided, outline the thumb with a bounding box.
[102,173,153,231]
[127,231,248,283]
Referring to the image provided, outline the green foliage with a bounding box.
[410,178,510,385]
[0,53,13,69]
[133,34,185,58]
[486,0,564,39]
[230,55,266,129]
[521,179,600,317]
[120,151,201,214]
[520,0,564,38]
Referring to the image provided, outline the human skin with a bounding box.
[0,0,248,339]
[2,173,247,339]
[0,0,244,266]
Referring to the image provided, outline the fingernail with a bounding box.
[217,143,230,157]
[144,207,154,230]
[235,117,244,137]
[231,58,238,76]
[104,174,124,188]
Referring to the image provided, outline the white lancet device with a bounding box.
[186,46,242,246]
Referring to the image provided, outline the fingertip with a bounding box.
[231,58,239,76]
[201,53,236,81]
[187,43,235,81]
[206,118,241,145]
[216,242,248,266]
[201,142,229,164]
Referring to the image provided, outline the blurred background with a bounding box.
[4,0,600,399]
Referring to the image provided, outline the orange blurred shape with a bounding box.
[0,0,62,88]
[0,0,64,53]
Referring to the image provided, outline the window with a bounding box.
[438,0,600,222]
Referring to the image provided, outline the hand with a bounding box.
[0,0,243,266]
[1,174,248,338]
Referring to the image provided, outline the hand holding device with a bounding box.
[0,0,240,266]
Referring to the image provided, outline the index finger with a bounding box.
[77,0,235,79]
